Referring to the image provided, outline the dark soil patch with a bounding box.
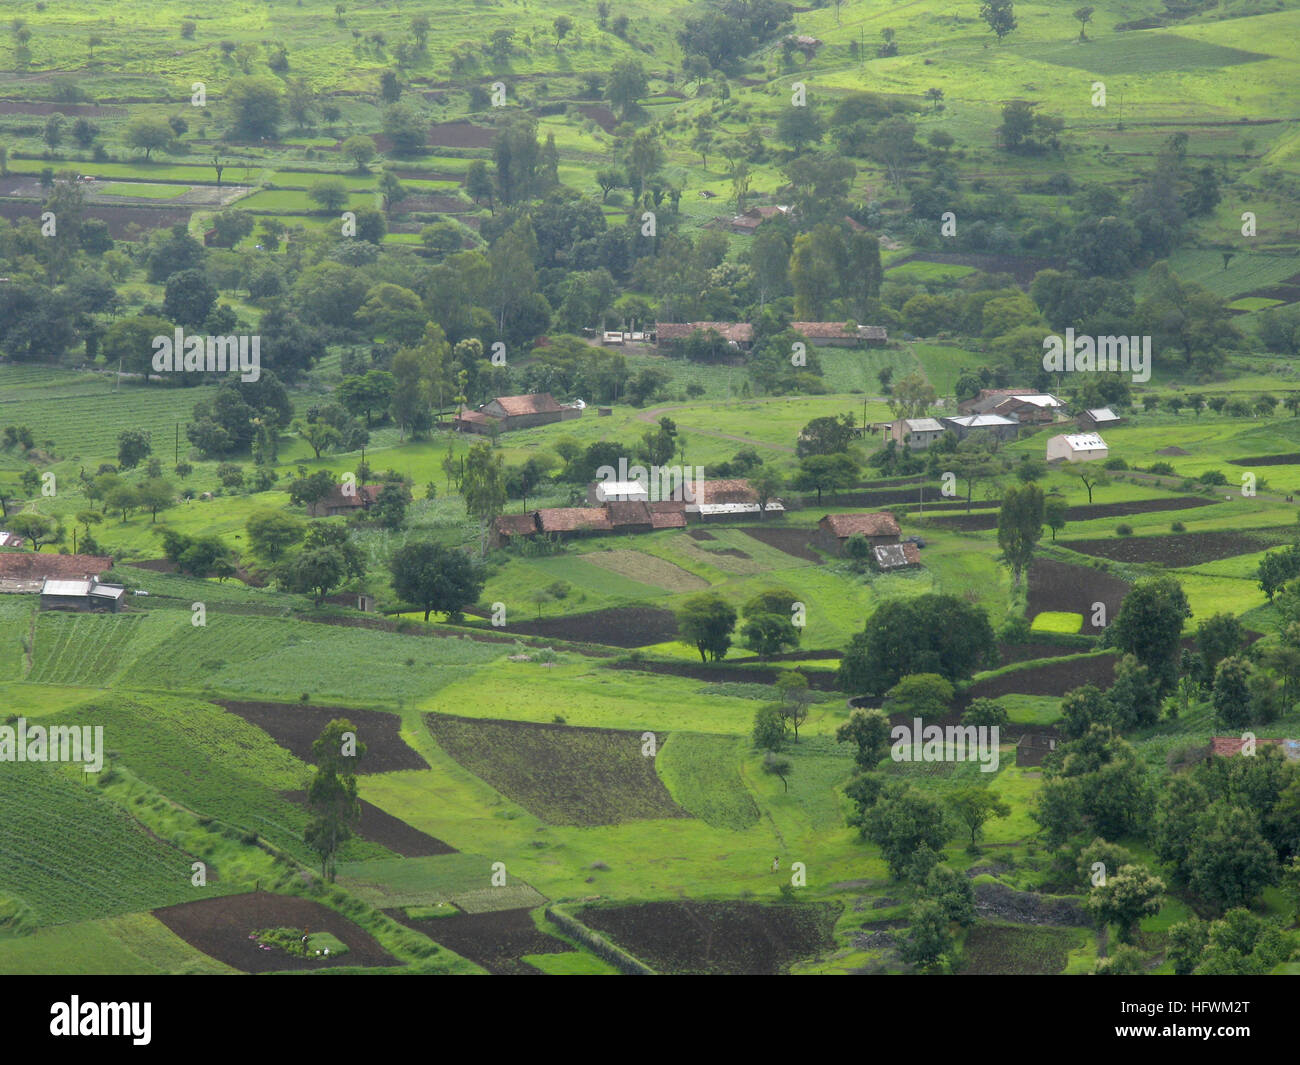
[386,906,570,974]
[425,713,688,826]
[578,900,841,974]
[390,169,463,183]
[280,792,454,856]
[974,881,1088,926]
[460,605,678,648]
[1228,453,1300,466]
[961,923,1079,975]
[0,201,189,239]
[216,700,426,774]
[958,652,1117,706]
[1027,559,1130,635]
[605,657,840,690]
[687,529,716,541]
[575,104,617,132]
[398,194,469,213]
[428,121,496,147]
[933,495,1213,531]
[998,640,1095,664]
[1155,446,1190,456]
[1060,528,1287,566]
[298,612,605,656]
[153,892,399,973]
[827,486,976,508]
[735,526,823,563]
[713,547,752,559]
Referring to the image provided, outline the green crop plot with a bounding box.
[1019,34,1270,75]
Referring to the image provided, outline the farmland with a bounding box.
[0,0,1297,996]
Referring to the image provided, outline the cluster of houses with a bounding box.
[0,553,125,612]
[491,478,786,548]
[883,388,1122,464]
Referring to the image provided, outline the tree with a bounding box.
[1086,864,1165,944]
[163,268,217,328]
[796,413,856,458]
[763,750,793,792]
[553,14,573,49]
[389,542,484,622]
[997,482,1044,586]
[861,785,952,878]
[839,594,996,695]
[948,787,1010,845]
[775,671,813,742]
[282,546,347,605]
[246,509,306,562]
[980,0,1018,41]
[308,177,349,212]
[1073,5,1094,39]
[676,592,738,663]
[749,465,783,520]
[884,673,954,720]
[836,708,891,769]
[1044,496,1068,541]
[793,452,858,503]
[1212,657,1254,729]
[1075,466,1109,504]
[225,76,283,140]
[962,697,1009,728]
[1106,575,1191,694]
[304,719,365,881]
[136,478,175,522]
[950,440,1001,513]
[607,57,648,119]
[462,442,506,556]
[117,428,152,470]
[741,587,801,657]
[898,898,953,970]
[341,135,376,172]
[1196,612,1242,688]
[1185,803,1280,912]
[292,418,340,460]
[383,102,426,154]
[8,513,63,552]
[753,703,787,751]
[775,104,825,155]
[125,115,172,161]
[104,482,140,523]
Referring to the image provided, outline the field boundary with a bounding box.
[544,905,655,975]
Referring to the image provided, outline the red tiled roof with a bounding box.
[0,553,112,580]
[315,483,381,509]
[648,501,688,528]
[791,322,887,340]
[655,322,755,343]
[535,507,613,533]
[494,514,539,537]
[489,393,564,417]
[821,512,900,538]
[695,479,758,505]
[457,409,496,425]
[1210,736,1288,757]
[605,500,653,527]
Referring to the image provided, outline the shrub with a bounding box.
[1103,457,1128,471]
[1171,521,1185,533]
[1116,523,1133,536]
[1147,462,1175,476]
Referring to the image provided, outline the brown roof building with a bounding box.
[813,513,901,556]
[308,483,382,518]
[0,553,114,593]
[791,322,888,347]
[457,392,582,434]
[655,322,755,350]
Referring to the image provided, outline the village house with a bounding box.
[813,513,900,556]
[1077,407,1123,431]
[885,417,946,451]
[685,479,784,522]
[307,483,382,518]
[587,480,649,505]
[490,499,687,548]
[455,392,583,435]
[654,322,755,354]
[727,205,791,234]
[790,322,888,348]
[39,577,125,613]
[872,542,922,572]
[959,389,1063,424]
[0,553,114,595]
[1045,433,1108,463]
[1016,733,1059,768]
[940,413,1019,443]
[0,530,25,548]
[1207,736,1300,762]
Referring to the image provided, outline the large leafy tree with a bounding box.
[1105,574,1191,694]
[996,481,1044,587]
[305,719,366,882]
[388,542,484,622]
[676,592,738,663]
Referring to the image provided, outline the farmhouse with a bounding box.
[813,513,901,555]
[40,577,125,613]
[727,205,791,233]
[1016,733,1059,768]
[940,414,1019,443]
[1046,433,1108,463]
[685,479,784,521]
[885,417,946,451]
[959,389,1064,424]
[307,483,382,518]
[0,553,113,594]
[1077,407,1123,430]
[655,322,755,353]
[588,480,649,505]
[456,392,583,434]
[872,542,921,571]
[0,530,24,548]
[1208,736,1300,762]
[790,322,889,348]
[490,498,689,547]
